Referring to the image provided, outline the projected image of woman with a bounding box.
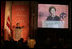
[47,6,60,21]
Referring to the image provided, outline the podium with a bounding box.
[42,21,64,28]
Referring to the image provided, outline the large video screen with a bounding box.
[38,4,68,28]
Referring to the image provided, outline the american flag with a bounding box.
[6,16,11,38]
[4,1,12,40]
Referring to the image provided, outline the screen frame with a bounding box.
[35,0,71,31]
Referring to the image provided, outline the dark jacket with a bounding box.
[46,16,60,21]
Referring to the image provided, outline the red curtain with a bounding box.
[12,4,29,42]
[1,1,5,39]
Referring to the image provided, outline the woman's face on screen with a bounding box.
[51,8,56,16]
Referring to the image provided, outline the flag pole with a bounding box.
[10,1,12,40]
